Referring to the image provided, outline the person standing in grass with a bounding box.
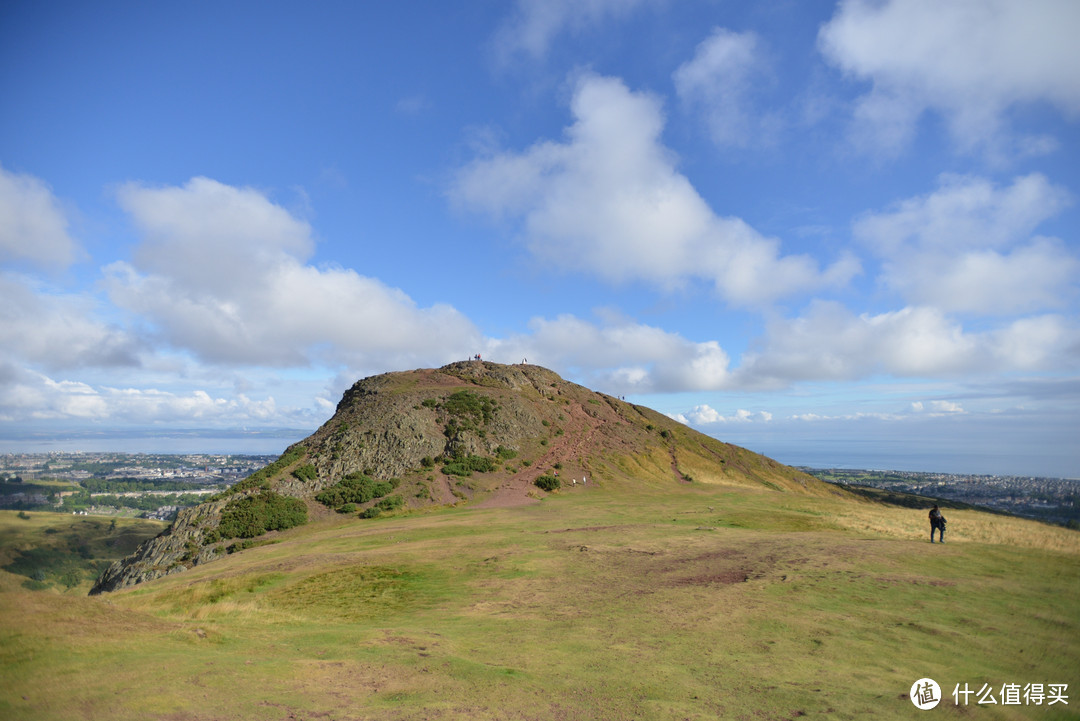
[929,505,946,543]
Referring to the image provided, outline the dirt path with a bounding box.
[669,442,690,483]
[474,398,599,509]
[430,474,458,505]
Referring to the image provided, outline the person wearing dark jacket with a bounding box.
[929,505,946,543]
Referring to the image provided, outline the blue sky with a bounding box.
[1,0,1078,477]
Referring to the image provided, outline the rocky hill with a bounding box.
[91,361,825,594]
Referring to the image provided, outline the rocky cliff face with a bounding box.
[91,361,819,594]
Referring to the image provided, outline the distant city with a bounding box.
[0,452,276,521]
[804,468,1080,528]
[2,452,1078,529]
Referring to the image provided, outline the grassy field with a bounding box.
[1,481,1078,720]
[0,511,165,593]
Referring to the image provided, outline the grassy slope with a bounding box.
[0,512,166,593]
[1,481,1078,721]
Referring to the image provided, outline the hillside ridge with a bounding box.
[90,361,825,594]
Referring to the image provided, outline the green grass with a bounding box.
[0,511,165,594]
[1,484,1078,720]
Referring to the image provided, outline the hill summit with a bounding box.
[91,361,821,594]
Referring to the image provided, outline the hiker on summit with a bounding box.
[929,505,946,543]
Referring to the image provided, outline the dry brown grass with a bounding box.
[824,499,1080,554]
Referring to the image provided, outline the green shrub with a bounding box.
[441,454,498,477]
[291,464,317,482]
[496,445,518,460]
[443,390,496,425]
[377,495,404,511]
[534,475,560,492]
[338,503,357,514]
[315,472,394,507]
[218,490,307,539]
[360,506,382,519]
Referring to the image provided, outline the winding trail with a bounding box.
[474,396,599,509]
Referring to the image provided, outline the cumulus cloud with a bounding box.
[672,401,972,431]
[0,164,81,268]
[0,273,139,370]
[117,177,315,295]
[452,73,858,306]
[673,28,780,148]
[736,301,1078,387]
[854,173,1077,314]
[489,312,732,394]
[0,366,280,424]
[819,0,1080,157]
[108,177,483,368]
[670,405,772,425]
[911,400,965,415]
[492,0,654,64]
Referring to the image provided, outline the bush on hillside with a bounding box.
[315,472,396,508]
[443,390,496,425]
[376,494,404,511]
[441,454,498,477]
[218,490,307,539]
[534,475,560,492]
[292,464,317,482]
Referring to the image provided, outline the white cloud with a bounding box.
[108,177,483,368]
[673,28,780,148]
[911,400,964,415]
[819,0,1080,157]
[736,301,1079,386]
[854,173,1077,314]
[854,173,1071,253]
[0,273,139,370]
[0,367,280,424]
[452,73,858,306]
[490,312,732,394]
[492,0,654,64]
[893,239,1077,315]
[674,404,773,425]
[0,164,81,268]
[117,177,315,295]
